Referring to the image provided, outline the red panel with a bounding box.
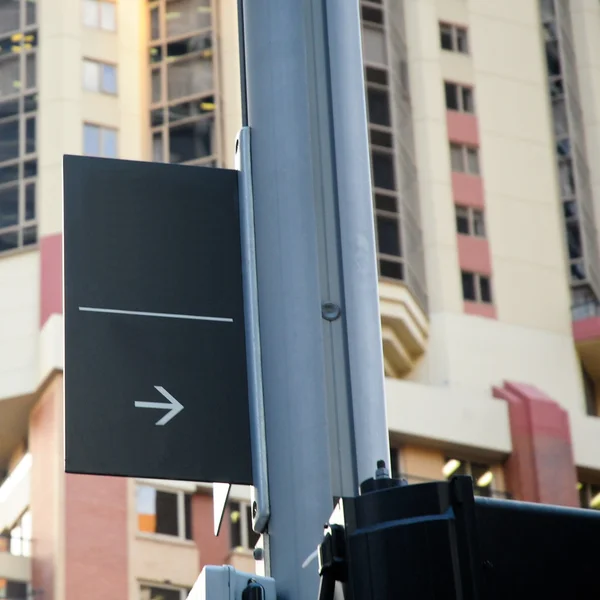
[463,301,496,319]
[493,381,578,506]
[572,317,600,342]
[446,111,479,146]
[40,233,63,328]
[192,493,231,569]
[452,172,485,208]
[457,234,491,275]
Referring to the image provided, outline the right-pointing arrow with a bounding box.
[135,386,185,426]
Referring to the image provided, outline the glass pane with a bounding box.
[0,0,20,35]
[540,0,555,20]
[0,230,17,252]
[0,56,20,98]
[439,24,453,50]
[455,206,469,234]
[26,0,36,25]
[167,56,213,100]
[567,221,582,259]
[184,494,192,540]
[149,45,163,64]
[473,210,485,237]
[450,143,463,171]
[24,93,37,112]
[456,28,468,53]
[101,63,117,94]
[168,96,215,122]
[83,59,99,91]
[479,276,492,303]
[380,259,403,280]
[366,66,387,85]
[0,97,18,119]
[136,486,179,536]
[461,271,476,301]
[361,6,383,26]
[552,98,568,138]
[23,159,36,177]
[100,1,116,31]
[167,33,211,59]
[25,117,35,154]
[82,0,99,27]
[370,129,392,148]
[151,68,161,103]
[151,108,164,126]
[140,586,181,600]
[229,501,242,548]
[462,87,474,113]
[563,200,576,218]
[367,88,390,126]
[150,5,160,40]
[444,82,458,110]
[23,224,36,246]
[165,0,212,38]
[466,148,479,174]
[152,132,164,161]
[0,119,18,162]
[0,163,18,184]
[372,151,395,190]
[375,194,396,213]
[169,117,214,163]
[556,137,570,157]
[549,78,564,99]
[0,184,18,228]
[376,216,401,256]
[571,261,586,281]
[102,128,117,158]
[25,53,36,89]
[25,182,35,220]
[83,123,100,156]
[545,40,561,76]
[558,159,576,196]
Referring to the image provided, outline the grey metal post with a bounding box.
[239,0,390,597]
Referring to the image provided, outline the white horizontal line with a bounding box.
[78,306,234,323]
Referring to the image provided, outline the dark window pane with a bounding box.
[167,33,211,59]
[0,119,18,162]
[375,194,396,213]
[165,0,212,38]
[461,271,476,301]
[0,55,19,97]
[26,0,36,26]
[367,88,390,126]
[380,260,403,280]
[440,24,453,50]
[0,184,18,228]
[141,586,181,600]
[456,28,468,53]
[567,221,582,259]
[361,6,383,25]
[150,45,163,63]
[23,224,36,246]
[150,5,160,39]
[25,53,36,89]
[462,87,474,113]
[455,207,469,234]
[155,491,179,536]
[549,78,564,98]
[556,138,570,157]
[0,0,19,35]
[563,200,576,218]
[372,151,395,190]
[559,159,576,196]
[152,69,161,103]
[377,216,401,256]
[5,581,27,600]
[24,93,37,112]
[571,261,586,281]
[26,117,35,154]
[23,160,36,177]
[169,118,214,162]
[184,494,192,540]
[444,82,458,110]
[229,501,242,548]
[0,98,18,119]
[370,129,392,148]
[168,95,215,122]
[0,163,18,184]
[479,276,492,303]
[366,67,387,85]
[25,182,35,220]
[473,210,485,237]
[0,230,17,252]
[152,132,164,162]
[246,504,260,549]
[545,40,561,76]
[151,108,164,126]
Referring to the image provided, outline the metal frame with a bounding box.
[461,271,493,304]
[455,205,486,238]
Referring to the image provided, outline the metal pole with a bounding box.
[239,0,390,597]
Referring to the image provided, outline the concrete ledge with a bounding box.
[0,552,31,583]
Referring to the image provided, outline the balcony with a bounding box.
[572,301,600,381]
[0,534,31,584]
[379,282,428,377]
[0,395,36,475]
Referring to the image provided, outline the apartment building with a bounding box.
[1,0,600,599]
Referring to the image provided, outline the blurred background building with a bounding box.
[1,0,600,599]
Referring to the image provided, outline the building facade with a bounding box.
[1,0,600,599]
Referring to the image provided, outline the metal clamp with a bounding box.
[235,127,270,534]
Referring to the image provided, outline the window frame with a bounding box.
[449,143,480,175]
[444,81,475,114]
[135,483,193,541]
[229,500,260,552]
[442,457,497,498]
[439,22,469,54]
[461,270,493,304]
[83,122,118,158]
[139,582,191,600]
[82,0,117,31]
[82,58,118,95]
[455,205,485,238]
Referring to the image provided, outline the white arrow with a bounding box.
[135,386,184,426]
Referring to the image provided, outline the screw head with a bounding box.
[322,302,341,321]
[252,501,258,517]
[253,547,264,561]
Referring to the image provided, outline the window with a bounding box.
[140,584,190,600]
[444,82,474,113]
[461,271,492,303]
[83,59,117,94]
[579,482,600,510]
[7,510,31,557]
[83,123,118,158]
[449,143,480,174]
[229,501,260,551]
[82,0,116,31]
[442,458,500,498]
[455,206,485,237]
[135,484,192,540]
[439,22,469,53]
